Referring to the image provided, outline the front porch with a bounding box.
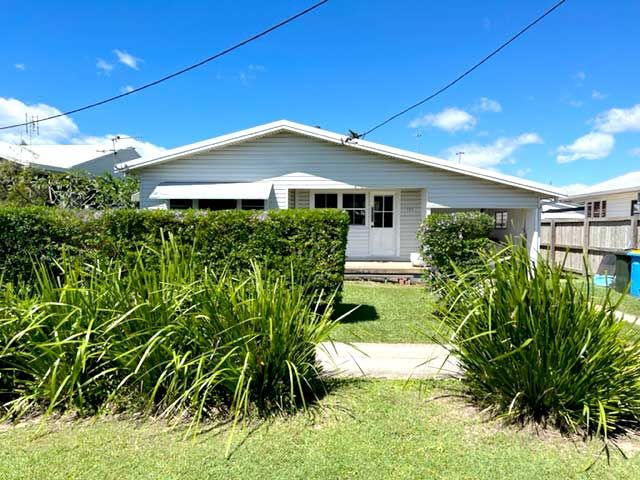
[344,261,424,284]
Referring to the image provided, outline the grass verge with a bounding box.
[1,381,639,480]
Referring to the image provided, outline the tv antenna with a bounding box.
[414,131,423,153]
[96,135,141,155]
[456,151,465,164]
[24,114,40,145]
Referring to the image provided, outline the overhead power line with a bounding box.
[352,0,567,140]
[0,0,330,132]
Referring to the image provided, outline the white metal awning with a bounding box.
[149,182,273,200]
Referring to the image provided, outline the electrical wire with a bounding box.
[0,0,330,131]
[354,0,567,139]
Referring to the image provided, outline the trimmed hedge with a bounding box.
[417,211,494,276]
[0,207,349,302]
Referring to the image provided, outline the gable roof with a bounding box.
[116,119,563,198]
[566,171,640,200]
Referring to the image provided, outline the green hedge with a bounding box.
[417,211,494,277]
[0,207,349,302]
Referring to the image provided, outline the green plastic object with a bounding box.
[615,254,631,294]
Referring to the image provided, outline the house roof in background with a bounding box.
[0,142,137,170]
[116,120,564,198]
[567,171,640,200]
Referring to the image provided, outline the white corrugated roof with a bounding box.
[150,182,273,200]
[567,171,640,200]
[116,120,563,198]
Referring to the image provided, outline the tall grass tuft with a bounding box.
[0,236,336,436]
[433,242,640,440]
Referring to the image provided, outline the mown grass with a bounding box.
[331,282,439,343]
[1,381,639,480]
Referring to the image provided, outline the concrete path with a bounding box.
[317,342,460,380]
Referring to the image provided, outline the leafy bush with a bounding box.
[0,160,138,209]
[418,211,494,276]
[433,243,640,441]
[0,237,337,449]
[0,207,349,302]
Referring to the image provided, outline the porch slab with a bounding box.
[345,261,423,275]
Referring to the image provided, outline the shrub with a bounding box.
[0,207,349,302]
[0,160,139,209]
[0,237,337,439]
[417,211,494,276]
[433,243,640,441]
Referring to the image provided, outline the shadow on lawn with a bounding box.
[333,303,379,324]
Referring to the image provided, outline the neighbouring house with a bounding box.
[541,200,584,220]
[566,171,640,219]
[115,120,562,261]
[0,142,140,176]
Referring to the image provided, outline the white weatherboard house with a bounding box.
[566,171,640,219]
[116,120,562,261]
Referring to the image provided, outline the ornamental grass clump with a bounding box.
[0,236,337,437]
[433,243,640,440]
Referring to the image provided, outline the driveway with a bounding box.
[317,342,460,379]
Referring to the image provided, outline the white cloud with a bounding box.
[248,64,266,72]
[0,97,79,144]
[120,85,135,94]
[574,71,586,84]
[592,90,606,100]
[96,58,114,74]
[568,99,583,108]
[475,97,502,113]
[556,132,614,163]
[593,104,640,134]
[0,97,164,158]
[443,133,542,168]
[14,63,25,71]
[630,147,640,157]
[515,167,532,177]
[409,107,476,132]
[75,135,165,158]
[113,49,141,70]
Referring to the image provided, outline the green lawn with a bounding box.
[1,381,638,480]
[332,281,439,343]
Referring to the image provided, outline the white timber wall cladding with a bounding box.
[399,189,423,257]
[139,132,542,211]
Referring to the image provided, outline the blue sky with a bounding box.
[1,0,639,191]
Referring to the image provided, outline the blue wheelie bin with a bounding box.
[629,250,640,298]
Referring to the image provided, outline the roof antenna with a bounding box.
[344,129,362,144]
[456,151,465,164]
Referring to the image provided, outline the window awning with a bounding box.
[149,182,273,200]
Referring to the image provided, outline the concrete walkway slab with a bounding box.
[317,342,460,380]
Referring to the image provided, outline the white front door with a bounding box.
[369,193,397,257]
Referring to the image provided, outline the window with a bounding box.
[586,200,607,218]
[342,193,366,225]
[314,193,338,208]
[169,199,193,210]
[241,199,265,210]
[632,200,639,216]
[372,195,394,228]
[494,211,508,229]
[199,199,237,211]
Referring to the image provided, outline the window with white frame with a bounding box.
[342,193,366,225]
[632,199,639,216]
[586,200,607,218]
[494,211,508,229]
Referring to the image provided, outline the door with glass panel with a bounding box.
[369,193,396,257]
